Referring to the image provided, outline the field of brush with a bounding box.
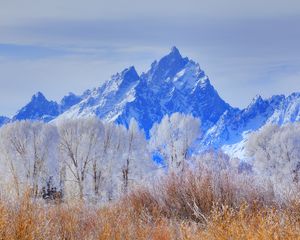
[0,168,299,240]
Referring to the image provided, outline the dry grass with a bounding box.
[125,169,276,221]
[0,170,299,239]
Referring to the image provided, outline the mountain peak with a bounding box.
[170,46,181,55]
[6,47,300,160]
[246,94,266,110]
[32,91,47,101]
[145,47,188,83]
[166,46,183,60]
[13,92,59,122]
[109,66,140,88]
[121,66,139,80]
[251,94,263,104]
[60,92,82,112]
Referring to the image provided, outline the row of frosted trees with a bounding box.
[0,113,201,202]
[0,112,299,202]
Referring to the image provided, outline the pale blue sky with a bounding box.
[0,0,300,116]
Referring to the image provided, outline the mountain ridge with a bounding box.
[54,47,231,135]
[2,47,300,159]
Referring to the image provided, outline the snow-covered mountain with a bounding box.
[11,91,83,122]
[55,47,231,134]
[13,92,60,122]
[202,93,300,158]
[2,47,300,159]
[60,92,83,113]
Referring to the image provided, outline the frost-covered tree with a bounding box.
[0,121,59,198]
[150,113,201,172]
[246,123,300,186]
[101,123,127,200]
[0,117,154,202]
[58,118,153,201]
[92,122,114,197]
[58,117,104,200]
[121,119,153,193]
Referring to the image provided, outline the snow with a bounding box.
[3,47,300,160]
[203,93,300,159]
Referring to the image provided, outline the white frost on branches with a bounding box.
[150,113,201,172]
[0,121,59,198]
[246,123,300,190]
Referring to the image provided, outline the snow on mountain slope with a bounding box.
[60,92,83,112]
[55,47,231,134]
[13,92,60,122]
[54,66,140,123]
[12,91,83,123]
[267,93,300,124]
[4,47,300,159]
[201,94,300,159]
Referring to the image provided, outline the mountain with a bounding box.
[13,92,60,122]
[55,47,232,135]
[0,116,10,126]
[60,92,83,113]
[10,91,83,123]
[202,93,300,158]
[2,47,300,159]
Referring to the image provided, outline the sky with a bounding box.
[0,0,300,116]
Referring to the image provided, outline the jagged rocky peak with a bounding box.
[60,92,82,112]
[122,66,139,79]
[117,66,139,86]
[160,46,187,64]
[99,66,140,97]
[287,92,300,101]
[110,66,139,81]
[269,94,285,105]
[252,94,263,102]
[169,46,182,58]
[143,47,210,93]
[32,91,47,101]
[106,66,139,86]
[247,94,264,107]
[53,47,232,134]
[146,46,189,82]
[13,92,59,122]
[8,47,232,134]
[3,46,300,160]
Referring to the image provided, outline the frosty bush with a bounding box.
[246,123,300,196]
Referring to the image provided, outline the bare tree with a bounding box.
[150,113,201,173]
[246,123,300,187]
[121,119,154,193]
[58,117,104,200]
[0,121,59,198]
[102,123,126,200]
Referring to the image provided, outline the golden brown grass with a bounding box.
[0,170,299,240]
